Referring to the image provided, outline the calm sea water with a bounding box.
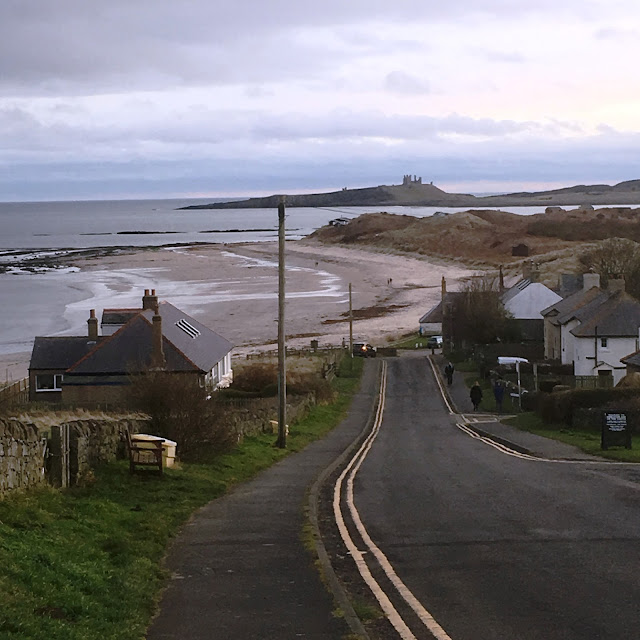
[0,198,557,255]
[0,198,635,360]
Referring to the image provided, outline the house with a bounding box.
[540,273,605,361]
[541,275,640,386]
[500,264,562,341]
[29,289,233,406]
[418,277,463,337]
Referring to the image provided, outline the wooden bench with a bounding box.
[126,430,164,475]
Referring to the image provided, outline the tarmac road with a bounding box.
[338,353,640,639]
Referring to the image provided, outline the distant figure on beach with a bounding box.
[444,361,454,385]
[493,379,505,412]
[470,381,483,411]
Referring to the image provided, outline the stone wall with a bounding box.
[0,417,150,498]
[0,419,46,498]
[222,393,317,440]
[67,418,150,484]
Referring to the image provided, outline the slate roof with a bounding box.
[500,279,531,304]
[29,337,105,370]
[66,301,233,375]
[621,349,640,367]
[101,309,140,326]
[419,292,464,323]
[540,286,604,325]
[570,291,640,337]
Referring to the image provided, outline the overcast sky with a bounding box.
[1,0,640,201]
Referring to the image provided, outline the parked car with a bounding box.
[353,342,377,357]
[426,335,443,349]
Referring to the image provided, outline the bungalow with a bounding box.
[29,289,233,406]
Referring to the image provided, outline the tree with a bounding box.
[128,372,234,461]
[448,274,516,346]
[578,237,640,299]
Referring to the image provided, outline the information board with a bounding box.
[601,411,632,450]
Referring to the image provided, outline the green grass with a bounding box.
[504,412,640,462]
[0,358,364,640]
[388,333,428,349]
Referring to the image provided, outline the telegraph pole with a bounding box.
[277,199,287,448]
[349,282,353,358]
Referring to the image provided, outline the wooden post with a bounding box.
[277,199,287,448]
[49,424,70,488]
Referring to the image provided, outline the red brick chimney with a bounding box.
[142,288,159,312]
[88,309,98,341]
[151,311,165,368]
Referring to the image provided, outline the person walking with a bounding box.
[444,361,454,385]
[470,381,483,411]
[493,379,505,412]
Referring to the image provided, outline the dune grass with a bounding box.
[0,359,363,639]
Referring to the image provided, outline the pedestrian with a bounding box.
[444,361,454,385]
[493,379,505,412]
[470,381,483,411]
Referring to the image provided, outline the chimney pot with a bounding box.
[88,309,98,340]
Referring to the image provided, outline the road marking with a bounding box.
[333,361,454,640]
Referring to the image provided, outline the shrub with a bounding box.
[536,387,640,426]
[128,372,235,461]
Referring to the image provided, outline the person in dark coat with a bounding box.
[493,379,505,412]
[470,381,483,411]
[444,361,454,385]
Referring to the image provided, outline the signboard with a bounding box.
[601,411,632,450]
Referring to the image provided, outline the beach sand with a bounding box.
[1,240,475,382]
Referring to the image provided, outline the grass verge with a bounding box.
[504,412,640,462]
[0,358,364,640]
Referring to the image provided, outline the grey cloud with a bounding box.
[0,0,607,95]
[384,71,431,95]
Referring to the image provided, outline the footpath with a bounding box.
[433,353,598,461]
[146,360,379,640]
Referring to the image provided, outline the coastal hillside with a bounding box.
[308,205,640,272]
[181,177,640,210]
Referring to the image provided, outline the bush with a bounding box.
[231,363,278,394]
[536,387,640,426]
[128,372,236,461]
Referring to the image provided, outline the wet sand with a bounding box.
[0,240,475,382]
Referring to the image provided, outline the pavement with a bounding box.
[432,352,600,461]
[146,359,380,640]
[147,351,601,640]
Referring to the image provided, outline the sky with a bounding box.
[1,0,640,201]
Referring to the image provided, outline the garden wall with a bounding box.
[0,418,46,498]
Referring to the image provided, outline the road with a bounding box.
[334,354,640,639]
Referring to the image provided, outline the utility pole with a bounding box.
[349,282,353,358]
[277,199,287,448]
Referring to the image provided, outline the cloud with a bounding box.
[384,71,431,95]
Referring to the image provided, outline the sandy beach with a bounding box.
[0,240,475,382]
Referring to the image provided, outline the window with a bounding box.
[600,337,608,348]
[35,374,63,392]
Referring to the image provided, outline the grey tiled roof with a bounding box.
[101,309,140,325]
[67,302,233,375]
[541,286,603,325]
[570,291,640,337]
[29,337,105,370]
[419,292,464,323]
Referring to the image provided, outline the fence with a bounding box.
[0,378,29,408]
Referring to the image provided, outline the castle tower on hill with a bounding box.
[402,174,423,186]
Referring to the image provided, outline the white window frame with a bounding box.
[35,373,63,392]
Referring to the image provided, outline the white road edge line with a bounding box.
[333,361,454,640]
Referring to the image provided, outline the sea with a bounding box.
[0,198,635,364]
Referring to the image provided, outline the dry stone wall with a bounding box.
[0,419,46,498]
[0,417,150,498]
